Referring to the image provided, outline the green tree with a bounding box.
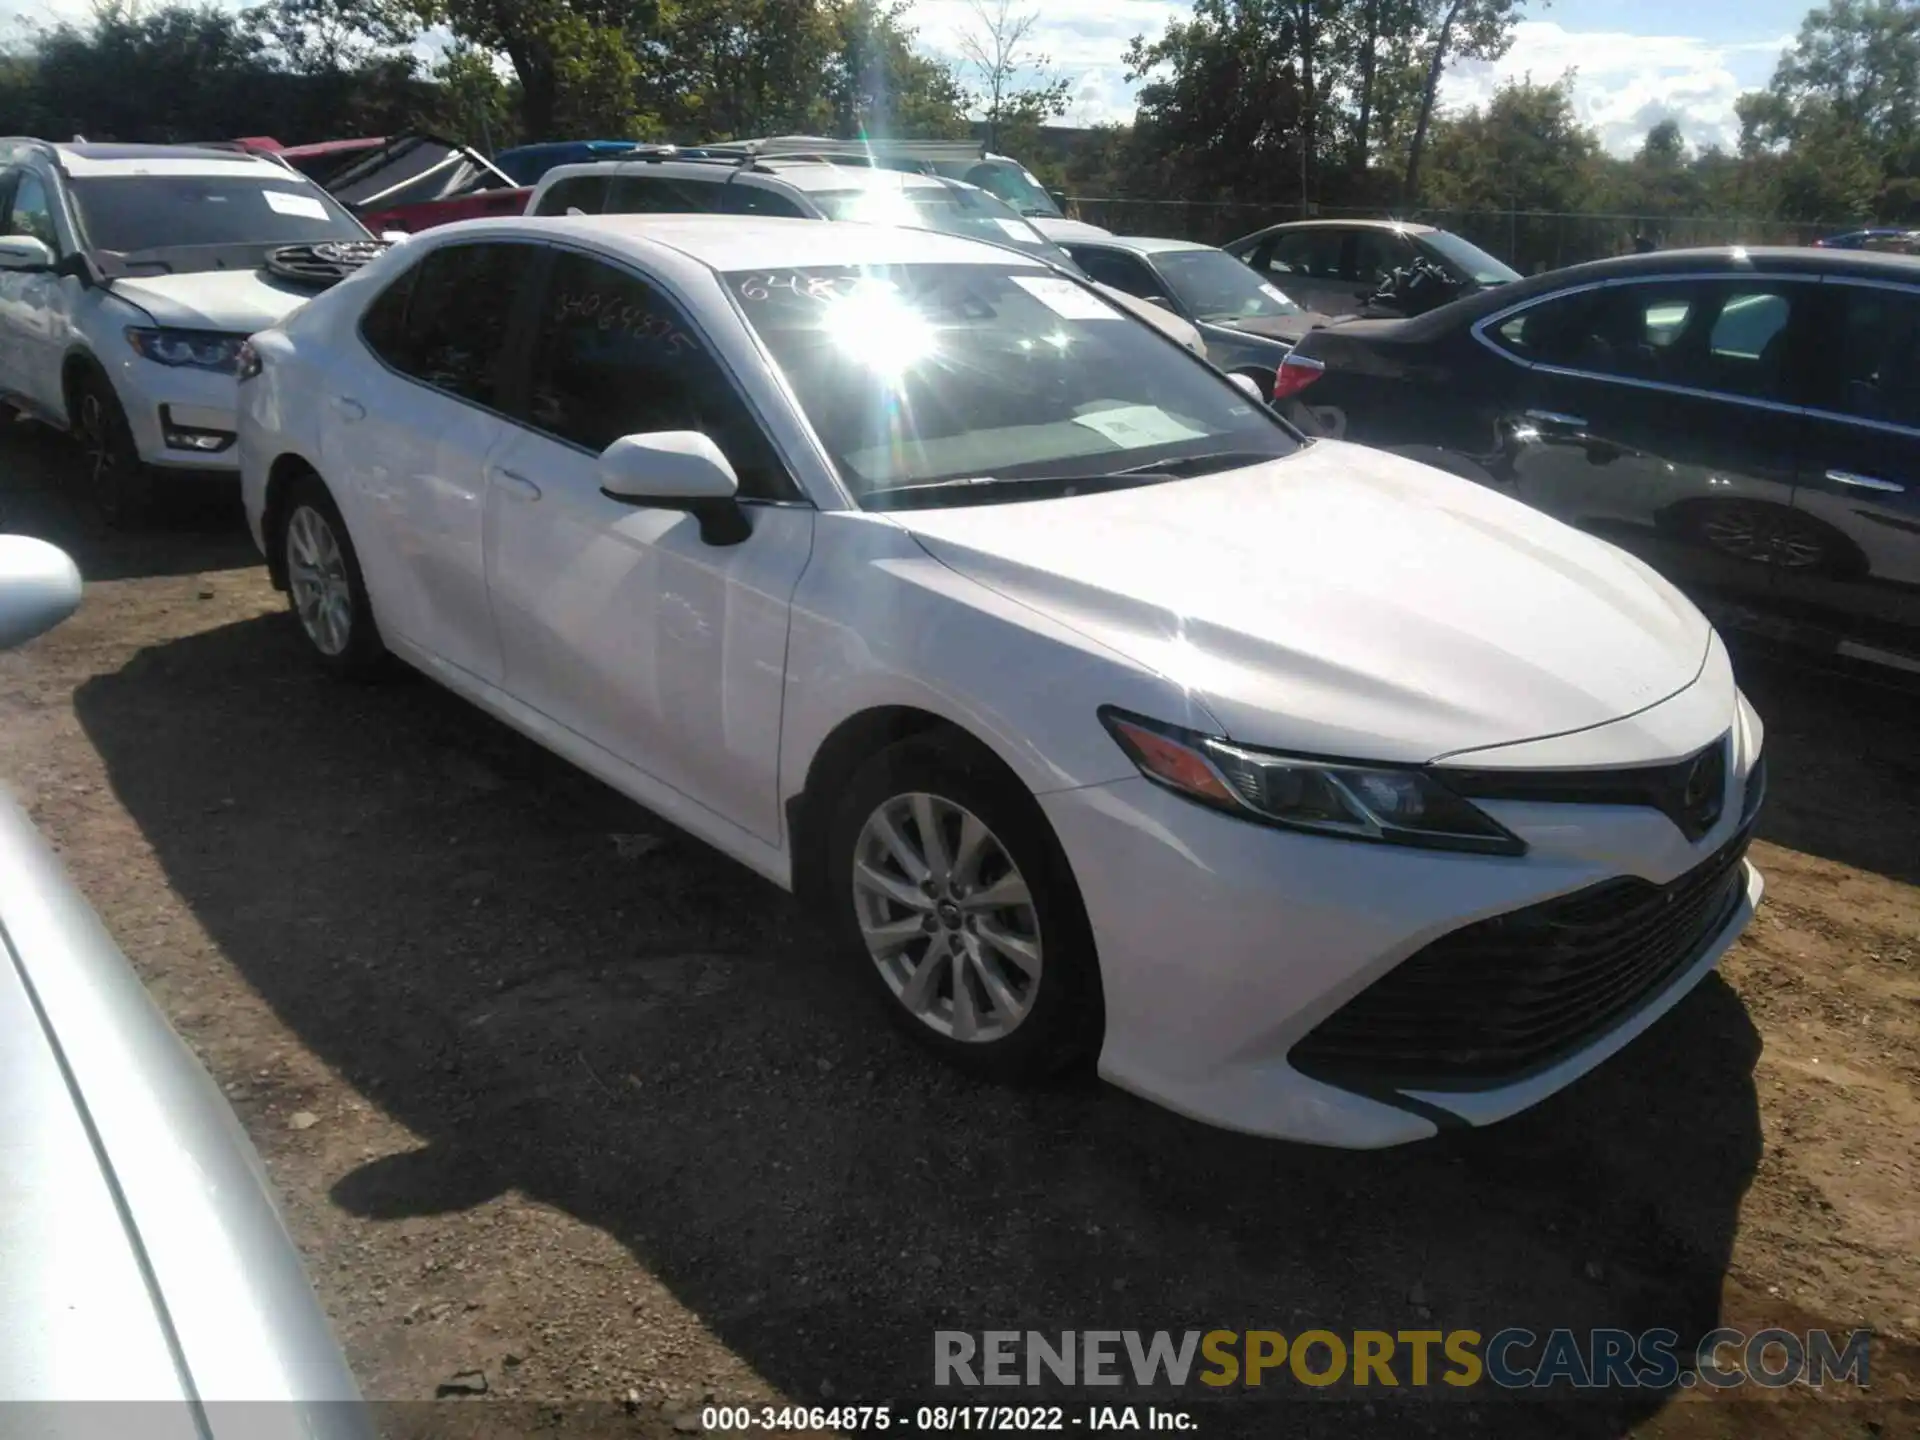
[1401,0,1523,202]
[958,0,1069,152]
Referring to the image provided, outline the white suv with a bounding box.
[0,140,384,524]
[524,152,1204,357]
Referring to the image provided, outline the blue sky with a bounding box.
[906,0,1814,155]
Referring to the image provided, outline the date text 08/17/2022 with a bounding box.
[698,1405,1193,1432]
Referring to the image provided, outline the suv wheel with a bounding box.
[71,374,154,528]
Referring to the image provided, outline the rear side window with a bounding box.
[1822,285,1920,429]
[602,175,720,214]
[359,241,535,408]
[535,175,607,215]
[1352,229,1414,286]
[5,171,58,249]
[1259,230,1343,279]
[1070,248,1158,299]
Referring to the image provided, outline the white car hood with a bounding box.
[109,269,313,332]
[891,440,1712,762]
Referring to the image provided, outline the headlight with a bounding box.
[1099,707,1526,856]
[124,328,250,373]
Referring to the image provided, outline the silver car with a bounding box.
[0,534,370,1439]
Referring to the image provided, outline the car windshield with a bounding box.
[725,263,1297,507]
[1418,230,1520,285]
[1153,248,1304,323]
[811,186,1084,276]
[69,175,365,253]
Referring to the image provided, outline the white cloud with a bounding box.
[1436,21,1792,155]
[906,3,1792,155]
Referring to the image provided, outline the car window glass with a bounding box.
[524,251,790,500]
[1352,230,1412,285]
[1826,285,1920,429]
[362,241,531,407]
[5,172,57,249]
[536,175,607,216]
[603,175,719,213]
[1070,248,1157,298]
[1494,282,1798,401]
[1264,231,1342,279]
[724,184,807,217]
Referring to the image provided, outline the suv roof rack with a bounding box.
[0,137,58,162]
[706,135,987,167]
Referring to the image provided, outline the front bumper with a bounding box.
[1041,745,1762,1149]
[104,354,241,472]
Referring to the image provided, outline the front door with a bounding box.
[483,247,814,843]
[1777,277,1920,663]
[321,239,542,683]
[1480,275,1811,618]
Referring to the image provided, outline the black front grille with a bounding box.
[1291,815,1758,1092]
[1439,733,1732,843]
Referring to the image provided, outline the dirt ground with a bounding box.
[0,419,1916,1440]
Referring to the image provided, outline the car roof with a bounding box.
[1248,218,1440,236]
[507,212,1048,270]
[544,155,958,197]
[1073,235,1216,256]
[52,142,290,179]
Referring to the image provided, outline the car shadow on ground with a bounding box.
[0,421,259,582]
[71,606,1789,1439]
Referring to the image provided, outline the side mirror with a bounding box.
[0,535,82,648]
[598,431,750,546]
[1227,372,1266,404]
[0,235,56,272]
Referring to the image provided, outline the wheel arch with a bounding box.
[59,347,110,426]
[261,453,326,591]
[786,705,1036,912]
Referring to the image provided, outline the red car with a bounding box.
[233,134,531,234]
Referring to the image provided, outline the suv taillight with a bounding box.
[1270,351,1325,401]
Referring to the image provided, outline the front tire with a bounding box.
[279,476,387,677]
[825,734,1102,1083]
[70,372,154,528]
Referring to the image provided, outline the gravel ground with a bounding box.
[0,418,1916,1440]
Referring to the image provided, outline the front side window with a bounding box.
[1259,230,1343,280]
[523,251,790,499]
[1820,285,1920,429]
[68,174,363,253]
[1153,248,1304,322]
[360,241,534,408]
[725,262,1299,507]
[1494,281,1801,401]
[6,172,57,249]
[1351,229,1415,286]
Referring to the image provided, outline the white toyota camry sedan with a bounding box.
[237,214,1766,1148]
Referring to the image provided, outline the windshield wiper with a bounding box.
[1102,450,1282,478]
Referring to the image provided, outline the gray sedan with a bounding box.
[0,534,370,1438]
[1058,235,1335,398]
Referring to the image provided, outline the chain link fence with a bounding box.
[1060,197,1830,273]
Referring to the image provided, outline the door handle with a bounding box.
[1525,409,1588,429]
[329,395,365,422]
[492,467,542,501]
[1825,468,1905,494]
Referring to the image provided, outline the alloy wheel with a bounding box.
[285,504,354,656]
[851,791,1043,1043]
[1700,505,1827,569]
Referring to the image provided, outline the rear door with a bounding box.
[1777,276,1920,663]
[1480,274,1812,615]
[323,239,543,683]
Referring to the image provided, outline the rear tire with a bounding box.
[824,732,1103,1083]
[70,372,155,528]
[278,475,387,678]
